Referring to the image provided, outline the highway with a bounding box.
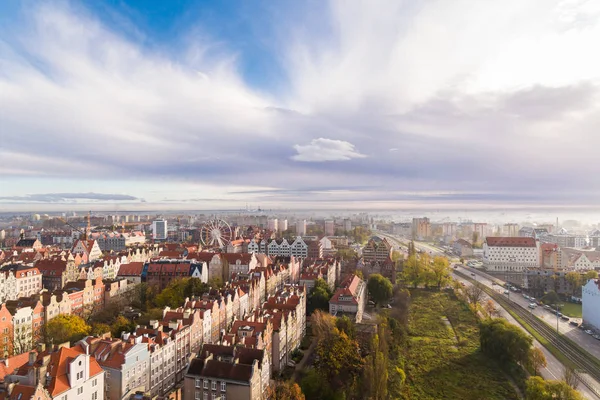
[454,266,600,399]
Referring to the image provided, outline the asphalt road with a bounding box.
[453,269,600,400]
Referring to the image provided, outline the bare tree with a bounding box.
[483,300,500,318]
[465,282,485,305]
[563,364,579,390]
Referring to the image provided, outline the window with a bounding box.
[92,378,97,387]
[211,381,216,390]
[77,387,84,395]
[204,393,208,400]
[195,379,202,388]
[221,382,226,392]
[92,391,98,400]
[195,392,201,400]
[203,380,208,389]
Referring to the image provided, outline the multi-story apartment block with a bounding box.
[267,219,278,232]
[504,223,520,237]
[184,344,270,400]
[542,234,588,249]
[152,220,168,241]
[295,220,306,236]
[87,335,150,400]
[40,292,72,324]
[324,220,335,236]
[329,274,367,323]
[145,259,208,289]
[0,265,43,299]
[412,217,431,240]
[483,237,540,273]
[362,238,392,263]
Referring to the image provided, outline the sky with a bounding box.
[1,0,600,212]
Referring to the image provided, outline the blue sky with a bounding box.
[1,0,600,211]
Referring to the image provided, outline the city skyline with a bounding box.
[1,0,600,211]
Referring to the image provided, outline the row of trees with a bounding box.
[565,270,598,296]
[43,313,138,346]
[402,253,452,289]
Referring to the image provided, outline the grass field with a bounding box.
[561,303,582,318]
[401,289,520,400]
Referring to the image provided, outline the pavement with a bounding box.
[453,266,600,400]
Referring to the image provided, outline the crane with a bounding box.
[55,211,91,241]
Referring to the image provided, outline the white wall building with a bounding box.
[278,219,288,232]
[152,220,168,240]
[267,219,279,232]
[295,220,306,236]
[583,279,600,330]
[483,237,539,272]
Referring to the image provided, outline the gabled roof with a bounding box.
[117,262,144,276]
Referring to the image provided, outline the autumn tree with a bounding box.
[565,272,582,296]
[111,316,136,338]
[483,300,499,318]
[91,323,111,337]
[525,376,583,400]
[403,255,424,288]
[307,279,333,315]
[431,256,451,289]
[310,310,337,338]
[367,274,393,306]
[528,347,547,376]
[46,315,91,345]
[315,329,363,392]
[584,270,598,281]
[267,381,305,400]
[335,315,356,340]
[363,322,389,400]
[480,318,533,367]
[541,291,560,306]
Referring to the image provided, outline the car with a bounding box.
[594,335,600,341]
[528,304,536,309]
[504,290,510,295]
[491,282,497,286]
[544,305,551,310]
[556,312,563,317]
[585,330,594,335]
[530,297,536,302]
[523,294,529,299]
[453,265,458,269]
[570,321,580,327]
[561,316,570,322]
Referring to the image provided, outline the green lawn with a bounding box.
[401,290,520,400]
[560,303,582,318]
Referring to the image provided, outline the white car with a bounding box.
[528,303,536,309]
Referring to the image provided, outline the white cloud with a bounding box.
[291,138,366,162]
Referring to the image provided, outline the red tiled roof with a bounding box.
[0,352,33,382]
[117,262,144,276]
[485,237,537,248]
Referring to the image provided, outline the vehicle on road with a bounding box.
[491,282,497,286]
[570,321,579,327]
[528,303,536,309]
[561,316,570,322]
[523,294,529,299]
[453,265,458,269]
[504,290,510,295]
[471,273,475,277]
[585,330,594,335]
[544,305,551,310]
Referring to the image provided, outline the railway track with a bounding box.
[455,270,600,397]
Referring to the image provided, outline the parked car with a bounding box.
[561,316,570,322]
[504,290,510,295]
[544,305,551,310]
[570,321,579,327]
[528,304,536,309]
[585,330,594,335]
[471,273,475,277]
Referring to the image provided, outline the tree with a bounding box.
[465,282,485,306]
[267,381,305,400]
[563,364,579,390]
[403,255,424,288]
[431,256,451,289]
[483,300,499,318]
[541,291,560,306]
[336,248,358,261]
[111,316,136,338]
[525,376,583,400]
[315,329,363,391]
[584,270,598,281]
[391,250,403,263]
[363,322,389,400]
[208,276,224,289]
[46,315,91,345]
[300,369,344,400]
[367,274,393,306]
[335,315,356,340]
[565,272,582,296]
[307,279,333,315]
[91,323,111,337]
[480,318,533,367]
[528,347,547,376]
[310,310,337,338]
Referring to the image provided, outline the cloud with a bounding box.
[291,138,366,162]
[0,0,600,209]
[0,193,139,203]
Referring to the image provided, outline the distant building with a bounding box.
[278,219,288,232]
[343,219,352,232]
[324,220,335,237]
[267,219,279,232]
[362,238,392,263]
[453,239,473,257]
[504,223,519,237]
[152,220,168,240]
[412,217,431,240]
[295,220,306,236]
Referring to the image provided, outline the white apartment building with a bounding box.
[12,266,43,298]
[11,306,33,354]
[278,219,288,232]
[267,219,279,232]
[295,220,307,236]
[483,237,539,272]
[583,279,600,330]
[290,237,308,259]
[152,220,168,240]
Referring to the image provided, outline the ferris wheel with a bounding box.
[200,218,233,248]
